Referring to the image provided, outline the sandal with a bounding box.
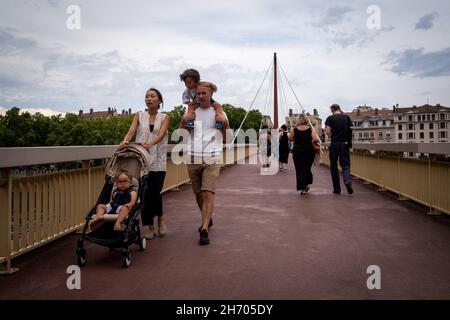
[144,231,157,240]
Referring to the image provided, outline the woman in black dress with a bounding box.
[290,114,319,195]
[279,124,289,171]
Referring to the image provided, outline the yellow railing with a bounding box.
[0,144,257,274]
[321,144,450,215]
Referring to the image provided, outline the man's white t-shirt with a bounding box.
[186,107,227,157]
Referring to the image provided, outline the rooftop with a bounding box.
[394,104,449,114]
[347,108,393,121]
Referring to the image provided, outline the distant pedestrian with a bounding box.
[259,125,271,169]
[324,104,353,194]
[279,124,289,171]
[290,114,319,195]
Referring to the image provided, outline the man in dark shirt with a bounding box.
[325,104,354,194]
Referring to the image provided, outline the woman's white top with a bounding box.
[135,111,168,172]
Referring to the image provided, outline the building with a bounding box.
[78,108,133,118]
[394,104,449,143]
[261,115,274,128]
[347,106,394,143]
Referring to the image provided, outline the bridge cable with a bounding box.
[260,63,274,130]
[278,66,290,128]
[229,58,274,147]
[278,61,323,145]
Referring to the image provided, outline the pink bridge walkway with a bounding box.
[1,155,449,299]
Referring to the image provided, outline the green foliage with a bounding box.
[222,104,262,131]
[0,104,262,147]
[166,105,186,143]
[0,108,133,147]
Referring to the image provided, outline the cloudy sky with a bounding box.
[1,0,449,123]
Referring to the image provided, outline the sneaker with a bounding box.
[158,222,167,237]
[144,231,157,240]
[199,229,209,245]
[185,120,195,128]
[198,219,213,232]
[344,182,354,194]
[304,186,310,193]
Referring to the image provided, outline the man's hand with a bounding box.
[187,102,198,112]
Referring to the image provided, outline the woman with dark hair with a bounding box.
[289,114,319,195]
[119,88,170,239]
[279,124,289,171]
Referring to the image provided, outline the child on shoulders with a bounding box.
[179,68,226,128]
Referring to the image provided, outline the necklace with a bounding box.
[148,112,157,133]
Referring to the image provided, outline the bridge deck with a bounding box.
[1,155,449,299]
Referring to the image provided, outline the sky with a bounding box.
[1,0,450,123]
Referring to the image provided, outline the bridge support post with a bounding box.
[171,165,181,192]
[0,168,19,274]
[427,208,443,216]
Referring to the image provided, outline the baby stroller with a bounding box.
[76,144,150,268]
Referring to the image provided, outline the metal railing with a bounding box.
[0,144,257,274]
[320,143,450,216]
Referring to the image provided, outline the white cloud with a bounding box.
[0,0,449,123]
[0,106,65,117]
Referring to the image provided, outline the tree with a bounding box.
[222,104,262,132]
[166,105,186,143]
[0,104,263,147]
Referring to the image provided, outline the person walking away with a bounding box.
[324,104,353,194]
[279,124,289,171]
[289,114,319,195]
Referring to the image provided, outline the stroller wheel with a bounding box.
[139,237,147,251]
[77,249,87,266]
[122,250,132,268]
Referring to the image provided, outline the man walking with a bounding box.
[325,104,354,194]
[180,81,228,245]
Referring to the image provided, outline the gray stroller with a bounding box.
[76,144,151,268]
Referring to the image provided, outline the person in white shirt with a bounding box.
[179,81,229,245]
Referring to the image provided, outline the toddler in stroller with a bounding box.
[89,170,137,231]
[77,144,150,268]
